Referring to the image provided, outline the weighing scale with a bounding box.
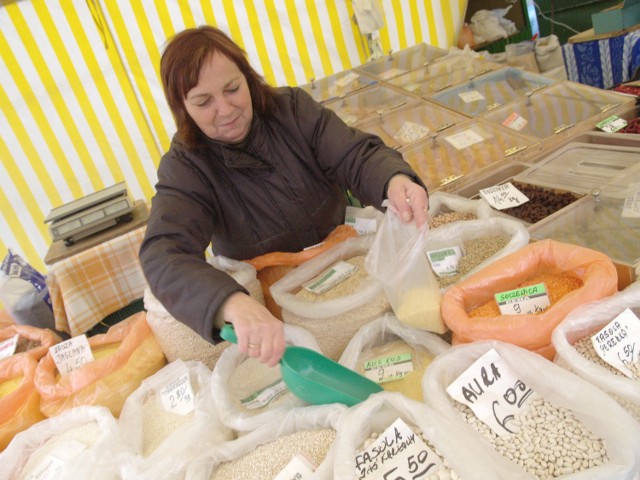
[44,182,135,246]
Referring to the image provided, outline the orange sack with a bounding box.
[244,225,358,318]
[0,354,46,451]
[0,324,62,361]
[34,311,166,418]
[441,239,618,359]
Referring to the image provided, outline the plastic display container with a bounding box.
[529,194,640,286]
[324,84,418,126]
[353,43,448,80]
[514,136,640,199]
[481,81,638,148]
[357,100,468,149]
[298,70,377,104]
[398,119,541,193]
[428,67,556,117]
[387,56,503,97]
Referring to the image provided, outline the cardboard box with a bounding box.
[592,1,640,35]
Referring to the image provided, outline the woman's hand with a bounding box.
[385,174,429,228]
[221,292,285,367]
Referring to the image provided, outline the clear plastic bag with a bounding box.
[365,207,445,333]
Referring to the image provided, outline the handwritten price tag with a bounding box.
[363,352,414,384]
[443,129,484,150]
[495,283,551,315]
[426,245,463,277]
[49,335,94,375]
[480,182,529,210]
[158,370,195,416]
[591,308,640,378]
[0,334,19,359]
[502,112,528,131]
[458,90,485,103]
[446,348,536,436]
[355,418,443,480]
[622,190,640,218]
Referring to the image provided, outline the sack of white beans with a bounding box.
[423,339,640,479]
[428,191,496,229]
[211,324,322,432]
[425,216,530,291]
[332,391,526,480]
[115,359,234,480]
[185,403,347,480]
[144,256,262,370]
[552,281,640,422]
[0,405,121,480]
[339,313,450,402]
[271,235,391,360]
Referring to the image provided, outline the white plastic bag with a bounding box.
[211,324,322,432]
[270,235,390,360]
[0,405,121,480]
[535,34,564,73]
[365,207,445,333]
[423,340,640,479]
[552,281,640,421]
[116,360,234,480]
[332,391,527,480]
[185,404,347,480]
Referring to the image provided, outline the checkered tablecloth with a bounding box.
[47,226,148,336]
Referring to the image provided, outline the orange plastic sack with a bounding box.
[0,310,15,329]
[441,239,618,360]
[0,354,46,451]
[244,225,358,318]
[0,324,62,360]
[34,312,166,418]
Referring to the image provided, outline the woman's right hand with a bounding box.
[221,292,285,367]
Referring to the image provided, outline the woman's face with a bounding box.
[184,51,253,143]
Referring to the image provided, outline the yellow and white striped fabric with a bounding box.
[1,0,465,272]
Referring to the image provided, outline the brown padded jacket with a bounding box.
[139,86,424,343]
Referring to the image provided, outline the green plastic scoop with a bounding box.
[220,324,383,407]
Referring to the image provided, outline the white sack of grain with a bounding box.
[0,405,121,480]
[425,216,529,291]
[271,234,390,360]
[339,313,450,401]
[211,324,322,432]
[144,256,263,370]
[332,390,525,480]
[552,281,640,421]
[423,340,640,479]
[428,190,495,223]
[116,359,233,480]
[185,403,347,480]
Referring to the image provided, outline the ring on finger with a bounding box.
[248,342,259,349]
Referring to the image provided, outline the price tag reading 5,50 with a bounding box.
[355,417,443,480]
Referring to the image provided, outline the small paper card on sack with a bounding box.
[354,417,444,480]
[49,335,94,375]
[273,453,316,480]
[495,283,551,315]
[0,334,19,359]
[591,308,640,379]
[302,260,358,295]
[447,348,536,436]
[153,363,195,416]
[480,182,529,210]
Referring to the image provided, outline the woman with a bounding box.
[139,26,429,367]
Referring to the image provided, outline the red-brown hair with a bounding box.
[160,25,276,148]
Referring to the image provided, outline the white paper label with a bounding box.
[363,352,414,383]
[273,453,317,480]
[379,68,407,80]
[355,417,443,480]
[426,246,463,277]
[345,206,378,234]
[443,129,484,150]
[0,334,19,359]
[502,112,528,131]
[591,308,640,378]
[49,335,94,375]
[446,348,536,436]
[622,190,640,218]
[480,182,530,210]
[302,260,358,294]
[458,90,485,103]
[158,370,195,415]
[393,121,430,144]
[24,439,86,480]
[495,283,551,315]
[596,115,627,133]
[335,71,361,88]
[241,379,288,410]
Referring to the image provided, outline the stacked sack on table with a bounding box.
[422,339,640,479]
[144,254,263,370]
[552,280,640,423]
[441,239,618,359]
